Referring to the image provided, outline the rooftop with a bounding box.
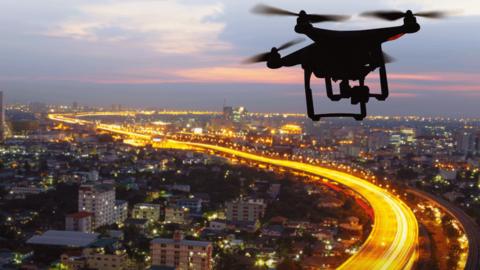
[66,211,93,219]
[27,230,99,247]
[151,238,211,247]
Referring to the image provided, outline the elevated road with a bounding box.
[175,141,419,270]
[407,189,480,270]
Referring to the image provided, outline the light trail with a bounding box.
[48,112,419,270]
[173,141,419,270]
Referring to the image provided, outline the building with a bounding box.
[223,106,233,121]
[78,184,116,228]
[74,170,99,182]
[232,106,246,123]
[9,185,48,198]
[176,198,202,213]
[65,212,94,233]
[0,91,4,141]
[455,129,478,155]
[164,206,189,224]
[26,230,99,265]
[226,198,266,223]
[61,238,128,270]
[29,102,47,114]
[168,184,191,193]
[27,230,99,247]
[150,231,212,270]
[114,200,128,225]
[367,131,389,152]
[132,203,161,222]
[208,220,226,231]
[82,247,127,270]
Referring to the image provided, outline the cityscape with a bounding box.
[0,97,478,269]
[1,0,480,269]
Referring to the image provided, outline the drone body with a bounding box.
[247,5,447,121]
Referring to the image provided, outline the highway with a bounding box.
[177,141,419,270]
[407,189,480,270]
[48,112,419,270]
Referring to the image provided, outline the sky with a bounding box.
[0,0,479,116]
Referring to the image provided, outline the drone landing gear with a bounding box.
[303,70,367,121]
[368,61,389,101]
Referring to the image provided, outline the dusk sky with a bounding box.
[1,0,479,116]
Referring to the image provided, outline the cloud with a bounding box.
[173,66,301,83]
[46,0,230,54]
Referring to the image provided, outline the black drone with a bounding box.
[245,4,451,121]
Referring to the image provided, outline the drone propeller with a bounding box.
[252,4,350,23]
[383,51,395,63]
[243,38,305,64]
[360,10,453,21]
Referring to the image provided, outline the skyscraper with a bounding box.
[0,91,4,141]
[223,105,233,121]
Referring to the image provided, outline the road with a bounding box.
[176,141,419,270]
[407,189,480,270]
[48,113,419,270]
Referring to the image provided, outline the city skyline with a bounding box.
[1,103,479,269]
[1,0,480,116]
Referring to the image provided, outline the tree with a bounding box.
[277,258,302,270]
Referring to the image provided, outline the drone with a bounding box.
[245,4,451,121]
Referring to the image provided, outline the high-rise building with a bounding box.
[29,102,47,114]
[455,129,477,155]
[0,91,4,141]
[150,231,212,270]
[222,106,233,121]
[72,101,79,111]
[78,184,116,228]
[114,200,128,225]
[232,106,246,123]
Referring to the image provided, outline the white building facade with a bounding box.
[78,184,116,228]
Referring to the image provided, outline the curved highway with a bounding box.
[176,141,419,270]
[48,113,419,270]
[407,189,480,270]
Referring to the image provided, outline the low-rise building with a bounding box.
[132,203,161,222]
[61,238,128,270]
[164,206,189,224]
[176,198,202,213]
[150,231,212,270]
[226,198,266,223]
[27,230,99,248]
[9,185,48,199]
[208,220,226,231]
[65,212,94,233]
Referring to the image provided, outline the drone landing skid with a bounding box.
[304,69,370,121]
[303,62,389,121]
[305,87,367,121]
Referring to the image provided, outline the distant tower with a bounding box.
[223,105,233,121]
[72,101,79,111]
[0,91,4,142]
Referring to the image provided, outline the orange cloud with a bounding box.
[391,83,480,92]
[173,65,480,85]
[174,66,302,84]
